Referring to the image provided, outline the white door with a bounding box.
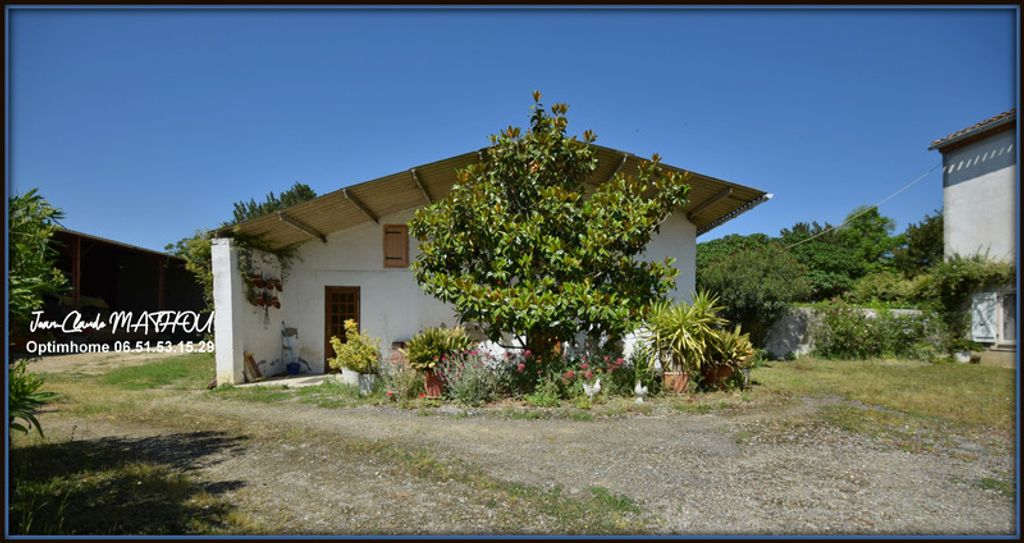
[971,292,998,343]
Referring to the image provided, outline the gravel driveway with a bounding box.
[32,391,1017,535]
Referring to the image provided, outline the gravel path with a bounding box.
[34,392,1017,535]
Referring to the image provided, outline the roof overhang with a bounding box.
[214,144,770,250]
[929,110,1017,153]
[55,228,185,261]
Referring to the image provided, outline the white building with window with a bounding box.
[210,146,771,384]
[929,109,1017,350]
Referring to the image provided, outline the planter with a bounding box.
[701,364,736,389]
[662,371,690,394]
[340,367,361,387]
[423,370,444,398]
[340,368,378,396]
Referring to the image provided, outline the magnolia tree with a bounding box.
[410,92,691,361]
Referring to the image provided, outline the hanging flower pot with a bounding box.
[270,297,281,309]
[253,293,267,306]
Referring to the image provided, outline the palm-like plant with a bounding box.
[402,326,474,372]
[711,325,755,369]
[645,291,727,375]
[9,360,60,436]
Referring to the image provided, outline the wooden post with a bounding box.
[72,235,81,308]
[157,255,166,310]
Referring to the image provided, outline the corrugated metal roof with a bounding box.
[929,109,1016,151]
[55,228,185,261]
[215,145,770,249]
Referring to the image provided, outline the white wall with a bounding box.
[644,213,698,302]
[219,207,699,379]
[284,208,459,373]
[942,130,1017,263]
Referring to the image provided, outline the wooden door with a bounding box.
[324,286,360,372]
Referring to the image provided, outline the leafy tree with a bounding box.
[779,206,898,300]
[892,210,943,277]
[8,189,67,331]
[410,92,691,360]
[846,270,917,305]
[696,239,811,345]
[166,182,318,310]
[231,182,317,224]
[695,233,772,272]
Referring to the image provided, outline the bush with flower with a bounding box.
[436,349,503,406]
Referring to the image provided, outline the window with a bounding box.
[383,224,409,268]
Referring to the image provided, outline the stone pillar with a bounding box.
[213,238,245,385]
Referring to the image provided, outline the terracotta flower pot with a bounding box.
[701,364,736,388]
[662,371,690,394]
[423,370,443,398]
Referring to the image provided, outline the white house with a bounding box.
[929,109,1017,349]
[211,145,771,384]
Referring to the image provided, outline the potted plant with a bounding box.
[646,291,727,393]
[705,325,755,389]
[328,319,380,396]
[401,326,474,398]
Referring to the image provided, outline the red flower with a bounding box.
[584,370,594,380]
[615,357,624,365]
[524,349,532,358]
[604,355,610,362]
[580,362,589,370]
[418,393,426,399]
[564,370,575,380]
[517,362,526,373]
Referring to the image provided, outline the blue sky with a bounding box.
[8,7,1018,252]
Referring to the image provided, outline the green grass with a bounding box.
[209,384,293,403]
[100,354,214,391]
[9,431,254,535]
[296,380,368,408]
[977,477,1015,498]
[754,358,1016,435]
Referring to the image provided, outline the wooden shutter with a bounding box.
[383,224,409,268]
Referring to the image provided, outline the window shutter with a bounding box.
[383,224,409,268]
[971,292,997,342]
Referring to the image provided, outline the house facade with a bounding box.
[929,109,1017,349]
[212,146,770,384]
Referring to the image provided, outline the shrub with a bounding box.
[402,326,475,372]
[8,189,67,332]
[627,340,662,396]
[380,364,425,401]
[328,319,380,374]
[696,240,811,345]
[9,360,60,436]
[846,270,916,305]
[812,301,945,361]
[710,325,755,369]
[914,254,1015,352]
[645,291,726,377]
[524,376,562,407]
[552,352,629,399]
[437,351,501,407]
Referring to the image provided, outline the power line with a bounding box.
[785,162,943,250]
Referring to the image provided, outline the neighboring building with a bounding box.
[929,109,1017,349]
[44,229,206,341]
[211,146,771,384]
